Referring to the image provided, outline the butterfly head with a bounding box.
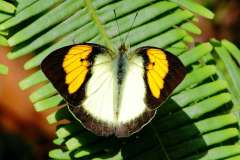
[113,9,138,56]
[118,43,128,55]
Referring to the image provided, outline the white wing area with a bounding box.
[118,56,147,123]
[82,54,147,125]
[82,54,118,124]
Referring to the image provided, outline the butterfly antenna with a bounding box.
[72,37,77,44]
[114,9,124,45]
[124,11,139,44]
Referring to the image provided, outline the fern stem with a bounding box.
[150,124,171,160]
[84,0,115,54]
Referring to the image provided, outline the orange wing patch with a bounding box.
[62,45,92,94]
[146,48,169,98]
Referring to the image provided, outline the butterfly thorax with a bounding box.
[117,44,128,84]
[117,54,127,85]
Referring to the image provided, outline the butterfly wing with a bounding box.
[114,47,186,137]
[67,49,118,136]
[132,47,186,109]
[41,43,118,136]
[41,43,113,106]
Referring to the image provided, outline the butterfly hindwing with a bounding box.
[134,46,186,109]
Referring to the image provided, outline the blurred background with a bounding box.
[0,0,239,159]
[197,0,240,45]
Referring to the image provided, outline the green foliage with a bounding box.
[0,0,15,46]
[0,0,15,74]
[0,63,8,75]
[0,0,240,159]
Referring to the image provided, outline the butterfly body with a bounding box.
[41,43,186,137]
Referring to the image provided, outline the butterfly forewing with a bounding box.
[41,43,113,106]
[134,47,186,109]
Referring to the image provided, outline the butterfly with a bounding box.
[41,42,186,137]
